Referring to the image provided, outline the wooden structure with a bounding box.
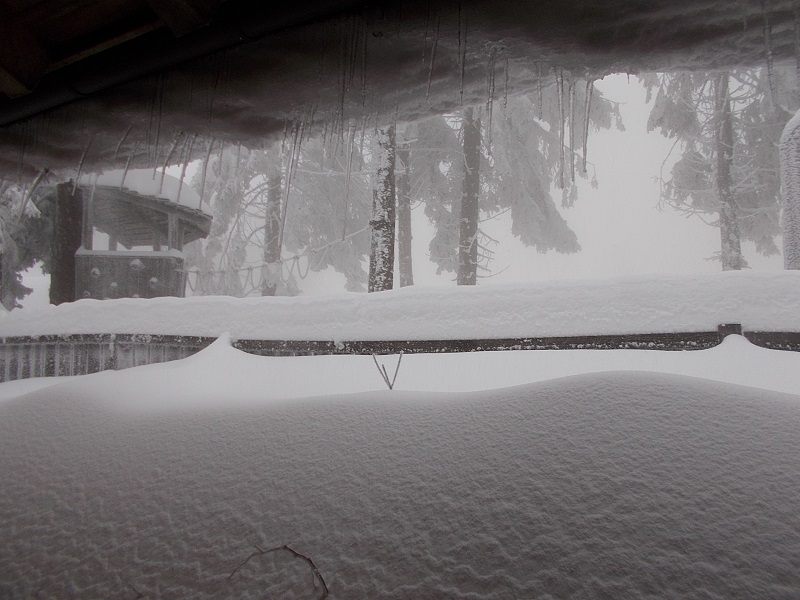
[49,180,212,303]
[2,326,800,383]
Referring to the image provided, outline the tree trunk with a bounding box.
[50,182,83,304]
[368,126,396,292]
[458,107,481,285]
[396,138,413,287]
[261,174,282,296]
[780,108,800,269]
[715,72,743,271]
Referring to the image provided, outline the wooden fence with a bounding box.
[1,325,799,383]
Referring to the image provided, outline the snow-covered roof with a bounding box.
[79,169,205,212]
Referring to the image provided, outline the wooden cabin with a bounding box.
[49,172,212,304]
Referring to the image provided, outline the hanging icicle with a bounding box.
[426,11,440,101]
[795,5,800,107]
[199,137,215,207]
[159,133,183,196]
[342,119,357,239]
[503,55,509,110]
[537,63,544,120]
[485,46,497,151]
[176,133,197,205]
[114,124,134,159]
[569,79,576,183]
[761,0,778,108]
[121,141,139,188]
[72,133,94,194]
[557,70,565,189]
[458,2,467,106]
[582,79,594,174]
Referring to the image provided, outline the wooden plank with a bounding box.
[0,16,50,97]
[146,0,218,36]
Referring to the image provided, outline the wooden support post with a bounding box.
[50,183,83,304]
[108,235,118,251]
[167,213,183,251]
[81,189,93,250]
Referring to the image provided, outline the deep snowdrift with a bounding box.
[1,368,798,598]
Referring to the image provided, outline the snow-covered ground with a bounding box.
[0,352,798,598]
[2,274,799,598]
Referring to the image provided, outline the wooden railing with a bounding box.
[1,325,799,383]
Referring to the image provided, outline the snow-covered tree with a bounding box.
[410,74,622,283]
[0,176,54,309]
[643,67,798,269]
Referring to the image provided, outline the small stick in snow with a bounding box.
[372,352,403,390]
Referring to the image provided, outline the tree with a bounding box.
[643,67,797,269]
[368,126,396,292]
[0,176,54,309]
[410,73,622,283]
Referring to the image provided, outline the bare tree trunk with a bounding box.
[715,72,743,271]
[50,182,83,304]
[458,107,481,285]
[396,138,413,287]
[261,174,282,296]
[368,126,396,293]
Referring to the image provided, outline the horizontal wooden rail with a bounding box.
[1,325,798,383]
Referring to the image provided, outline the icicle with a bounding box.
[199,137,215,207]
[762,0,778,108]
[176,133,197,205]
[18,168,48,219]
[426,12,440,101]
[485,46,497,151]
[72,134,94,195]
[537,63,543,120]
[342,120,357,239]
[458,3,467,106]
[361,14,369,107]
[503,55,509,110]
[114,124,134,159]
[159,133,183,196]
[557,70,565,189]
[154,72,165,164]
[278,118,306,253]
[582,79,594,174]
[569,79,575,183]
[795,5,800,107]
[121,141,139,188]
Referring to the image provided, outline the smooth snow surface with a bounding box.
[1,369,798,598]
[2,272,800,339]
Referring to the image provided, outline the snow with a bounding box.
[78,168,204,210]
[1,353,798,597]
[2,272,800,597]
[2,271,800,340]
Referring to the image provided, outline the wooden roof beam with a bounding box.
[146,0,220,37]
[0,16,50,98]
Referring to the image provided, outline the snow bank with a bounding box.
[1,369,798,598]
[2,271,800,340]
[11,334,797,410]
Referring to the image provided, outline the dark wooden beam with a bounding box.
[50,183,83,304]
[146,0,219,36]
[0,17,50,97]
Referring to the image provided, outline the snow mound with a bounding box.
[1,371,798,598]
